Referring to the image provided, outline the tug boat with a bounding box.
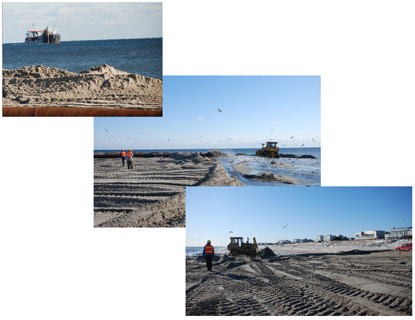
[25,27,61,44]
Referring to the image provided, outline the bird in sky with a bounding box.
[168,139,170,142]
[218,108,223,113]
[104,128,109,134]
[312,137,315,142]
[290,136,295,139]
[229,231,233,234]
[282,224,288,229]
[300,143,305,147]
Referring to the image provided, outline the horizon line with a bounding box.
[3,37,162,45]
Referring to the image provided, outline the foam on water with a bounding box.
[219,154,321,186]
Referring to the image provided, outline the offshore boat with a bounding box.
[24,27,61,44]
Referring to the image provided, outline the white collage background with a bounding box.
[1,0,414,319]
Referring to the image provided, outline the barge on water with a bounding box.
[25,27,61,44]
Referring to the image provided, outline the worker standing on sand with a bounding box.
[120,150,126,166]
[126,149,134,169]
[203,240,214,271]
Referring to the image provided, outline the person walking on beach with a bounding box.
[120,150,126,166]
[126,149,134,169]
[203,240,214,271]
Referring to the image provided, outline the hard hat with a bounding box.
[207,240,211,244]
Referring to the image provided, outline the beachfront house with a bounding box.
[385,227,412,240]
[292,238,313,243]
[315,235,323,242]
[354,230,385,240]
[323,234,336,242]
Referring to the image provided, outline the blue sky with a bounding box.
[95,76,320,150]
[186,187,412,246]
[2,3,162,43]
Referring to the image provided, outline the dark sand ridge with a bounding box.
[186,250,412,316]
[94,152,243,227]
[232,160,300,184]
[3,64,162,116]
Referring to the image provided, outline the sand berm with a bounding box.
[3,64,162,110]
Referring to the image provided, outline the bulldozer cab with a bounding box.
[256,141,280,158]
[229,237,243,246]
[266,141,278,149]
[227,236,258,256]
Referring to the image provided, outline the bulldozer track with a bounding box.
[186,251,412,316]
[94,156,242,227]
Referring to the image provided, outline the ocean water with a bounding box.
[94,147,321,158]
[95,148,321,186]
[3,38,162,78]
[186,246,227,257]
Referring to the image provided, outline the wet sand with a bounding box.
[94,153,243,227]
[232,160,300,184]
[3,64,162,116]
[187,247,412,316]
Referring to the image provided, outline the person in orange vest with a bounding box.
[120,150,126,166]
[203,240,214,271]
[126,149,134,169]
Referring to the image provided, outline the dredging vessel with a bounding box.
[24,27,61,44]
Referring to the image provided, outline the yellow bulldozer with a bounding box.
[256,141,280,158]
[227,236,259,257]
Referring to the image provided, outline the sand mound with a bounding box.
[243,172,300,184]
[197,163,245,186]
[3,64,162,109]
[202,150,230,158]
[280,153,317,159]
[261,247,276,257]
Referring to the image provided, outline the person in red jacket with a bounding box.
[203,240,214,271]
[126,149,134,169]
[120,150,126,166]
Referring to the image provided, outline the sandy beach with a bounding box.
[3,64,162,116]
[94,152,243,227]
[186,241,412,316]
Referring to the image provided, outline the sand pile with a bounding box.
[187,250,412,316]
[232,161,299,184]
[243,172,299,184]
[94,155,244,227]
[3,64,162,109]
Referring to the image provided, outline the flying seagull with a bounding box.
[104,128,109,134]
[218,108,223,113]
[282,224,288,229]
[300,143,305,147]
[312,137,315,142]
[290,136,295,139]
[229,231,233,234]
